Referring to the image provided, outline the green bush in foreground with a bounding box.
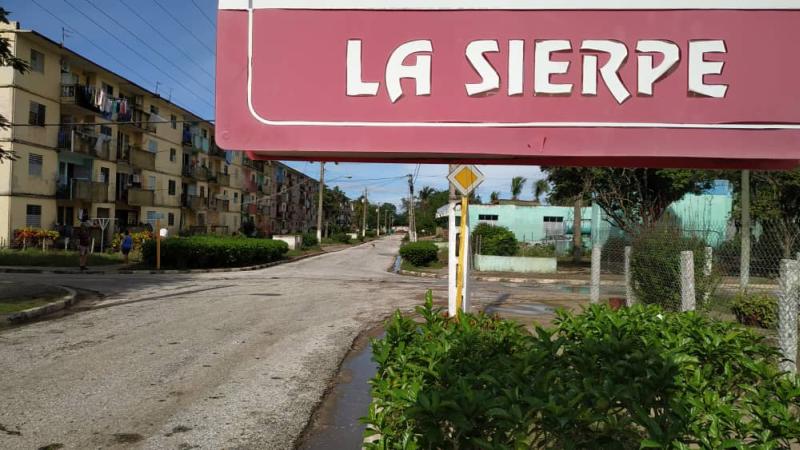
[731,291,778,329]
[142,236,288,269]
[473,223,518,256]
[365,293,800,449]
[399,241,438,267]
[330,232,351,244]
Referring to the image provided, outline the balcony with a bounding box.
[182,128,210,153]
[130,147,156,171]
[57,127,112,160]
[182,165,211,180]
[219,173,231,186]
[244,179,258,192]
[128,188,154,207]
[57,180,109,203]
[60,84,103,114]
[185,195,209,211]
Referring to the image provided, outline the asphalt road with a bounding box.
[0,236,439,449]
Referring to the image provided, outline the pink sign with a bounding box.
[216,1,800,169]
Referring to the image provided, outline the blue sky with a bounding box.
[9,0,545,206]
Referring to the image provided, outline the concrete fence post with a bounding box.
[703,246,713,304]
[590,245,601,304]
[680,251,696,312]
[778,259,799,374]
[624,246,635,307]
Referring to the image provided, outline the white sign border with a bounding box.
[447,164,485,196]
[236,2,800,130]
[221,0,800,10]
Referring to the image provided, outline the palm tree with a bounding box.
[418,186,435,207]
[490,191,500,204]
[533,179,550,204]
[510,176,527,200]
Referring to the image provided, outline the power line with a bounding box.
[82,0,215,97]
[60,0,215,110]
[117,0,215,81]
[191,0,216,28]
[29,0,158,91]
[152,0,216,56]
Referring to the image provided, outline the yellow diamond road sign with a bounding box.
[447,164,485,196]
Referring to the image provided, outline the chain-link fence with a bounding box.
[596,219,800,310]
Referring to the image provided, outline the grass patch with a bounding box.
[0,249,127,267]
[0,297,56,314]
[401,259,444,272]
[287,246,321,258]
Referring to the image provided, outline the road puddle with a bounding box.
[299,329,383,450]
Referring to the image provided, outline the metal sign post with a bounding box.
[447,165,485,317]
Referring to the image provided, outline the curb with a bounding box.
[6,286,77,323]
[0,250,330,276]
[397,269,624,286]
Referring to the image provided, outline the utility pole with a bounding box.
[407,174,417,242]
[362,188,368,237]
[316,162,324,242]
[376,207,380,236]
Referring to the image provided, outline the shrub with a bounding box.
[142,235,288,269]
[399,241,438,267]
[472,223,518,256]
[601,234,630,274]
[518,243,556,257]
[110,230,153,252]
[365,293,800,449]
[731,291,778,329]
[13,228,59,248]
[301,232,318,249]
[631,224,718,311]
[331,232,351,244]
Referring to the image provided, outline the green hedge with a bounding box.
[142,236,288,269]
[301,232,318,249]
[330,232,351,244]
[473,223,518,256]
[731,291,778,329]
[399,241,438,267]
[365,293,800,449]
[631,225,718,311]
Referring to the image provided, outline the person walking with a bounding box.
[77,215,91,271]
[120,230,133,265]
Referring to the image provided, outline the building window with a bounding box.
[30,49,45,73]
[148,176,156,191]
[147,139,158,153]
[233,192,238,203]
[201,128,208,139]
[168,180,176,196]
[102,82,113,96]
[478,214,499,221]
[543,216,565,237]
[28,153,43,176]
[169,148,176,162]
[26,205,42,227]
[28,101,46,126]
[150,105,159,115]
[146,211,157,223]
[100,167,110,184]
[168,212,175,226]
[170,114,177,129]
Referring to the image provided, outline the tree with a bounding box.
[543,167,595,262]
[418,186,436,206]
[725,169,800,259]
[490,191,500,204]
[590,168,713,233]
[510,176,527,200]
[533,179,550,204]
[0,7,30,161]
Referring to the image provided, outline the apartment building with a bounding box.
[0,21,320,244]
